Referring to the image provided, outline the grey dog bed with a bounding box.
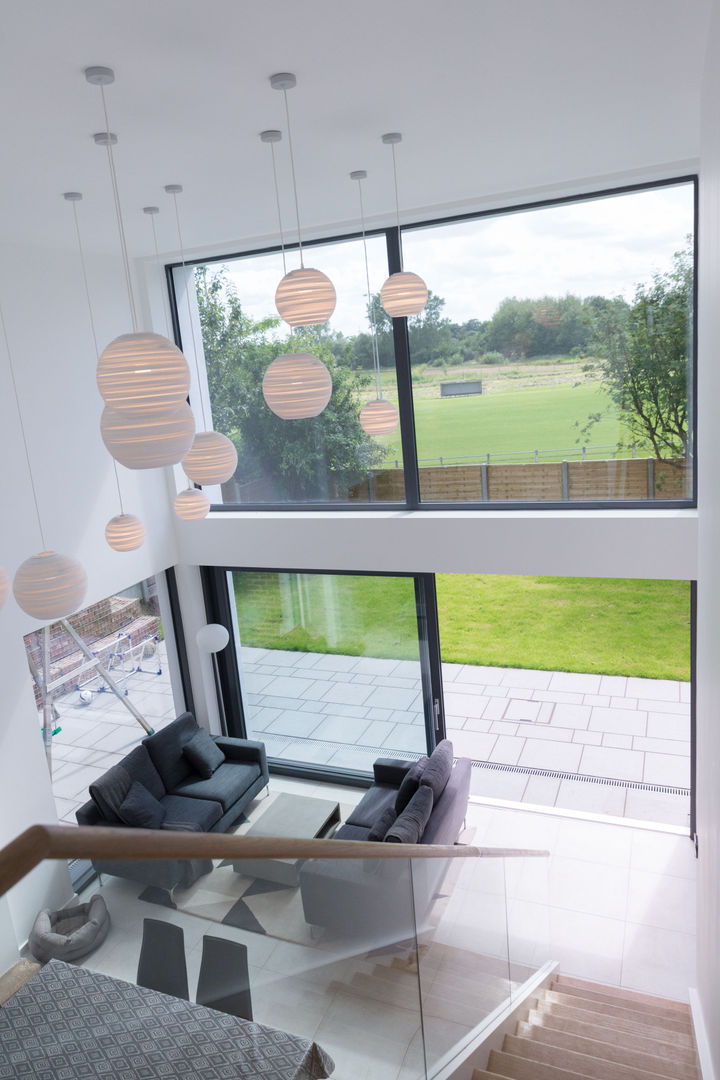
[28,895,110,963]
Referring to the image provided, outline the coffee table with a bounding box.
[232,792,341,886]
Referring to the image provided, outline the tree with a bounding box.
[195,267,385,500]
[587,246,692,460]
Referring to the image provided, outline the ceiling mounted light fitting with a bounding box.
[351,169,399,437]
[64,192,145,551]
[166,184,238,487]
[104,514,146,552]
[262,353,332,419]
[100,402,195,469]
[379,133,428,318]
[0,294,87,619]
[174,487,211,521]
[270,73,336,327]
[13,552,88,621]
[86,67,191,423]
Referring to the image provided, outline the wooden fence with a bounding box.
[225,456,690,504]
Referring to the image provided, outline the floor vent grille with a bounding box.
[469,759,690,796]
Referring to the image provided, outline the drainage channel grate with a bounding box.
[469,759,690,797]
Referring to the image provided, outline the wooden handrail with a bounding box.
[0,824,549,900]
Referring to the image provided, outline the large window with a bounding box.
[174,177,695,508]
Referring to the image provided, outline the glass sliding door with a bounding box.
[227,570,432,773]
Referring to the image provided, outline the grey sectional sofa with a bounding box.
[299,741,471,939]
[75,713,269,900]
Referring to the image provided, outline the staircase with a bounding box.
[474,974,700,1079]
[328,941,529,1031]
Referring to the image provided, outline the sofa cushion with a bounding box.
[122,745,166,801]
[183,729,225,779]
[334,822,372,841]
[395,756,428,814]
[367,806,398,841]
[171,762,261,813]
[89,764,132,823]
[420,740,454,800]
[159,793,222,831]
[385,786,434,844]
[143,713,199,791]
[117,781,167,829]
[347,784,397,828]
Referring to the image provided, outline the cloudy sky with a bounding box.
[220,182,694,337]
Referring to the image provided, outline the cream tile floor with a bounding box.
[74,776,697,1080]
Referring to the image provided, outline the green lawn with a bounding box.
[234,572,690,682]
[378,383,636,465]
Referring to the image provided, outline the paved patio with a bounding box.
[43,642,691,829]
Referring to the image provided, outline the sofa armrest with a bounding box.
[215,737,268,775]
[373,758,415,786]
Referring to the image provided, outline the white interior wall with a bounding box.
[0,237,179,948]
[696,2,720,1072]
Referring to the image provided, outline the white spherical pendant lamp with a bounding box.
[13,551,88,620]
[175,487,211,521]
[101,402,195,470]
[360,398,399,436]
[97,331,190,417]
[262,353,332,419]
[275,268,337,327]
[380,271,428,318]
[182,431,238,486]
[0,566,9,612]
[105,513,145,552]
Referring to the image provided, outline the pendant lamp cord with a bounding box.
[170,189,208,431]
[148,212,171,339]
[281,88,304,269]
[0,299,48,549]
[269,141,288,276]
[99,85,139,333]
[390,142,404,272]
[355,177,383,400]
[69,198,125,516]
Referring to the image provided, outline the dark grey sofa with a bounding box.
[299,743,471,939]
[76,713,269,899]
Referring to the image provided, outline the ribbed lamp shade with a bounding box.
[0,565,9,612]
[174,488,211,521]
[275,268,337,327]
[105,513,145,552]
[97,332,190,416]
[182,431,238,486]
[380,271,428,318]
[101,402,195,470]
[359,398,400,436]
[13,551,88,620]
[262,353,332,419]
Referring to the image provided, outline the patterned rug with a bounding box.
[139,792,474,949]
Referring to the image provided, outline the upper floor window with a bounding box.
[172,177,695,509]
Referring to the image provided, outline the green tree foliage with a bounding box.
[195,267,384,500]
[586,246,692,460]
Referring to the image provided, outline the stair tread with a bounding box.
[517,1020,699,1079]
[534,1002,695,1048]
[330,977,489,1029]
[550,980,690,1019]
[488,1048,598,1079]
[553,976,690,1015]
[504,1032,680,1080]
[540,990,692,1034]
[370,960,510,999]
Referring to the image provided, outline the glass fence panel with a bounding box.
[3,842,554,1080]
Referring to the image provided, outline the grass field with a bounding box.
[234,572,690,681]
[367,361,637,466]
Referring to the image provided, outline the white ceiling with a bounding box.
[0,0,711,259]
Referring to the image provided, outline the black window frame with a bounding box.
[167,174,698,513]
